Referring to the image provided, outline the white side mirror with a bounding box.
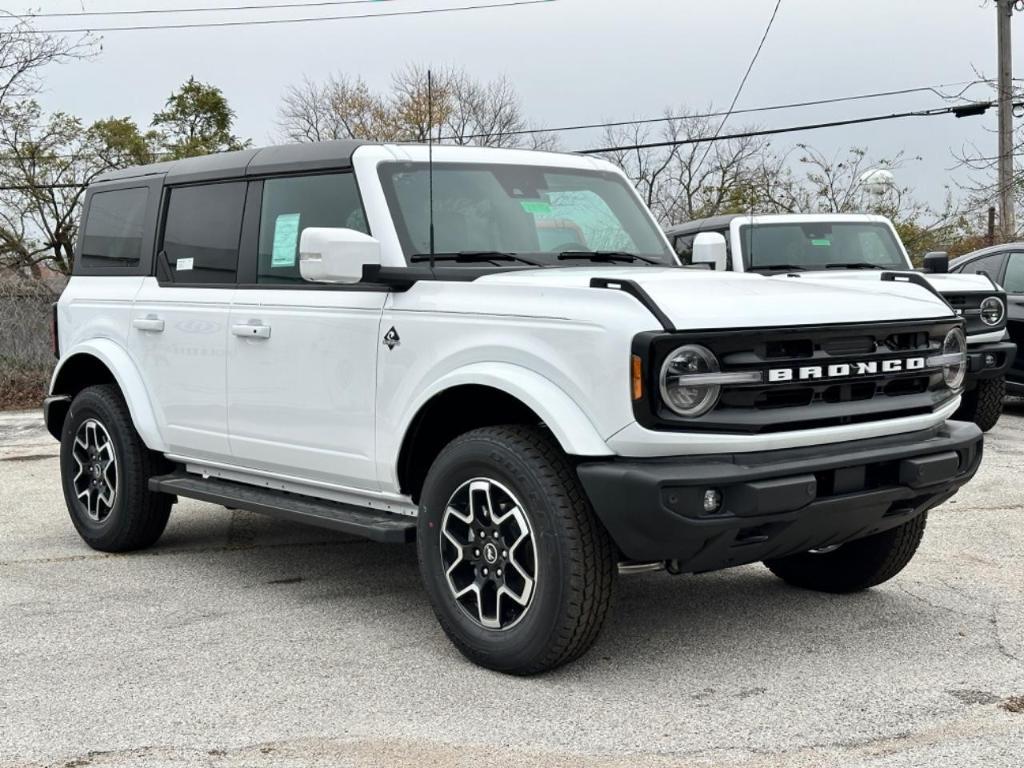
[299,227,381,284]
[691,232,728,271]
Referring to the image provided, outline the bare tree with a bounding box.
[277,74,396,142]
[601,107,770,225]
[276,65,540,148]
[0,12,94,111]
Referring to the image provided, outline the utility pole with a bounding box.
[997,0,1016,240]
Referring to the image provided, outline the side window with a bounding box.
[256,173,368,284]
[160,182,246,285]
[80,187,149,268]
[1003,252,1024,294]
[673,234,695,264]
[958,252,1007,281]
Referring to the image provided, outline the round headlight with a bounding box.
[660,344,721,417]
[939,328,967,390]
[980,296,1005,326]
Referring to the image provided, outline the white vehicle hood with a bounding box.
[477,267,953,329]
[772,270,1001,294]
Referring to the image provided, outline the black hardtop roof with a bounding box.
[663,214,744,236]
[93,139,370,186]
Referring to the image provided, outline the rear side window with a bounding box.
[256,173,367,284]
[160,182,246,284]
[80,187,149,267]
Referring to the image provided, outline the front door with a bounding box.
[225,172,386,490]
[1002,251,1024,387]
[129,181,247,460]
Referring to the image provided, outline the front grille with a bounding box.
[634,319,962,434]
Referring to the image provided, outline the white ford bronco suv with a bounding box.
[47,142,982,674]
[665,214,1016,431]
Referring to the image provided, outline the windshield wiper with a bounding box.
[410,251,543,266]
[752,264,807,272]
[824,262,886,270]
[557,250,659,265]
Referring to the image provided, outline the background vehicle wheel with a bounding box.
[60,384,172,552]
[954,376,1005,431]
[417,425,616,675]
[763,513,928,593]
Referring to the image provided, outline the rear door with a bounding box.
[226,171,386,490]
[129,182,246,460]
[1001,251,1024,386]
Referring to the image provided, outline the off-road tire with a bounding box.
[60,384,172,552]
[763,512,928,593]
[954,376,1005,432]
[417,425,616,675]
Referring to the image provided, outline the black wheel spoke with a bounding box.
[439,478,537,631]
[71,418,118,523]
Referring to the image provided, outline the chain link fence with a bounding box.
[0,278,62,409]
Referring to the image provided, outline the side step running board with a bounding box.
[149,472,416,544]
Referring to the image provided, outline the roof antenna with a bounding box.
[428,68,436,271]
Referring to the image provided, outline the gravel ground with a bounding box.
[0,406,1022,767]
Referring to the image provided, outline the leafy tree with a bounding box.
[152,76,249,159]
[0,104,160,275]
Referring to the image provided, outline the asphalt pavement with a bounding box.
[1,406,1022,767]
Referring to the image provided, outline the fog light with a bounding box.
[703,489,722,513]
[985,353,997,368]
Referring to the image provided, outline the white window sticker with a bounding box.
[272,213,301,267]
[176,257,194,271]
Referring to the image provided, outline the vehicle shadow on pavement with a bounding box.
[151,507,951,680]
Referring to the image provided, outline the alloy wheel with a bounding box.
[71,418,118,523]
[439,478,538,630]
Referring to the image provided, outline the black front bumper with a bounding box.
[577,421,983,572]
[965,340,1016,384]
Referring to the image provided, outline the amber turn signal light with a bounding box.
[631,354,643,400]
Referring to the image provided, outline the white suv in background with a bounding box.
[46,142,982,674]
[666,214,1016,431]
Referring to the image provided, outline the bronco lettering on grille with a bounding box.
[768,357,926,383]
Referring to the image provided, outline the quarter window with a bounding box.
[80,187,149,268]
[160,182,246,284]
[256,173,368,284]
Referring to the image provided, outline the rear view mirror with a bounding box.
[922,252,949,274]
[691,232,728,271]
[299,228,381,284]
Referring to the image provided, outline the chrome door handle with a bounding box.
[132,316,164,333]
[232,323,271,339]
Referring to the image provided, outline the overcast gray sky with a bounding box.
[24,0,1024,209]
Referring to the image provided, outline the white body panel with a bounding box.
[226,288,387,489]
[129,278,233,459]
[53,148,966,507]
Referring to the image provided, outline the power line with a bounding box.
[691,0,782,175]
[1,100,1007,190]
[445,79,996,142]
[14,0,557,33]
[15,0,397,17]
[579,100,1013,155]
[0,80,992,164]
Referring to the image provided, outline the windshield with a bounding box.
[378,162,675,266]
[739,222,908,271]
